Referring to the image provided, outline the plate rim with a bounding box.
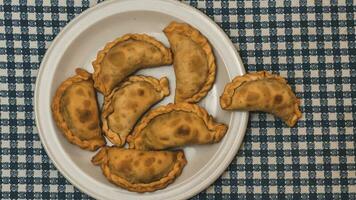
[34,0,248,199]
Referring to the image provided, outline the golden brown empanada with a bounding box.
[92,146,186,192]
[101,76,170,146]
[92,34,172,95]
[127,103,228,150]
[51,68,106,151]
[220,71,302,127]
[163,22,216,103]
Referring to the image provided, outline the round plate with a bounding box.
[34,0,248,199]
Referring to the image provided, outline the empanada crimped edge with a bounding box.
[51,68,106,151]
[127,103,228,149]
[92,33,173,95]
[91,147,187,192]
[101,75,170,146]
[163,22,216,103]
[220,71,302,127]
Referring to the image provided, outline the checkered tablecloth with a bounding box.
[1,0,355,199]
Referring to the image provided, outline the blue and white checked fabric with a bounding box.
[0,0,355,199]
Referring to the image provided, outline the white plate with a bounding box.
[34,0,248,199]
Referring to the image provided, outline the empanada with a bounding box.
[102,76,170,146]
[220,71,302,127]
[92,147,186,192]
[51,68,105,151]
[128,103,228,150]
[92,34,172,95]
[163,22,216,103]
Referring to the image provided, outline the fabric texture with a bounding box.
[0,0,355,199]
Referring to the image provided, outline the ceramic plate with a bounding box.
[34,0,248,199]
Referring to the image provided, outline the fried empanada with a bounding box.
[92,34,172,95]
[102,76,170,146]
[127,103,228,150]
[163,22,216,103]
[51,69,105,151]
[92,147,186,192]
[220,71,302,127]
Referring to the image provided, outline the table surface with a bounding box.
[0,0,355,199]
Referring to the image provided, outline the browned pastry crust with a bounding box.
[51,68,106,151]
[91,147,187,192]
[164,22,216,103]
[92,34,172,95]
[101,75,170,146]
[127,102,228,150]
[220,71,302,127]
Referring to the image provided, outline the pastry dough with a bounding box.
[92,34,172,95]
[128,103,228,150]
[102,76,170,146]
[164,22,216,103]
[220,71,302,127]
[51,68,105,151]
[92,147,186,192]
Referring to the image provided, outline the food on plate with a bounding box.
[92,146,186,192]
[101,76,170,146]
[220,71,302,127]
[92,34,172,95]
[164,21,216,103]
[128,103,228,150]
[51,68,106,151]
